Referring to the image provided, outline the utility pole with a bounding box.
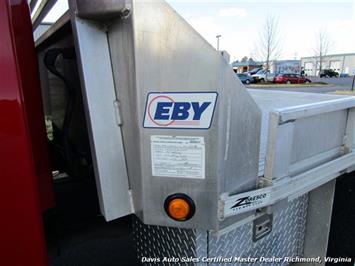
[216,35,221,50]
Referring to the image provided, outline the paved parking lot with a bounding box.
[246,76,355,94]
[248,84,350,93]
[309,76,354,87]
[247,76,354,94]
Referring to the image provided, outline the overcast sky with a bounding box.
[41,0,355,62]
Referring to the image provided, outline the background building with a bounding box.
[269,60,300,74]
[232,59,301,75]
[231,59,262,73]
[301,53,355,76]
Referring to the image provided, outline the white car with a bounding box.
[251,70,275,83]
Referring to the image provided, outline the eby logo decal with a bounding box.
[143,92,218,129]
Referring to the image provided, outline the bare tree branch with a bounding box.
[254,15,282,73]
[313,28,332,76]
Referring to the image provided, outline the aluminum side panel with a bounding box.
[71,17,132,220]
[108,0,261,229]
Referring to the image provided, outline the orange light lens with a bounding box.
[168,198,191,220]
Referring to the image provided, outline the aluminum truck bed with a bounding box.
[249,89,355,177]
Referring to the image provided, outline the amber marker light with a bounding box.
[164,193,195,221]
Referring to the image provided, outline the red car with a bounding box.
[274,74,311,84]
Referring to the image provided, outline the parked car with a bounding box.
[320,69,339,78]
[245,68,262,76]
[274,73,311,84]
[236,73,254,84]
[251,69,275,83]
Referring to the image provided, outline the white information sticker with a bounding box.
[150,135,205,179]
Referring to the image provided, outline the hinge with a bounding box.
[114,100,122,126]
[218,197,225,220]
[128,189,135,213]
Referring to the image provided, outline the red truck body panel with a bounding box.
[0,0,53,265]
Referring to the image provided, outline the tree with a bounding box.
[241,56,248,62]
[255,15,282,75]
[313,28,331,76]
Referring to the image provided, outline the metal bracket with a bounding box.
[343,107,355,154]
[253,213,273,242]
[114,100,122,126]
[72,0,131,21]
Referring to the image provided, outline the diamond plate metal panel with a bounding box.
[133,195,308,266]
[133,216,198,266]
[195,230,208,260]
[207,195,308,266]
